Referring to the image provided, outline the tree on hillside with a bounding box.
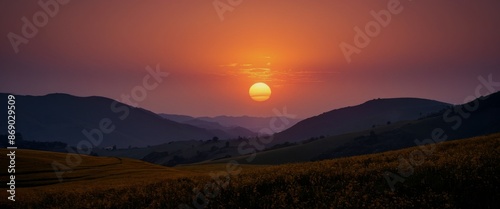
[212,136,219,142]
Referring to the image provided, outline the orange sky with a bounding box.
[1,0,499,117]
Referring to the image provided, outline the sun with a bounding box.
[249,82,271,102]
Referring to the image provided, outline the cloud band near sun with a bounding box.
[219,62,338,84]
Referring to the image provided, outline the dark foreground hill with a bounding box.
[1,132,498,208]
[0,93,218,147]
[312,91,500,161]
[208,91,500,165]
[273,97,450,144]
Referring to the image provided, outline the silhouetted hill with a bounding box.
[160,114,256,138]
[312,92,500,161]
[0,93,219,148]
[198,115,300,133]
[158,113,195,123]
[208,92,500,165]
[273,98,450,144]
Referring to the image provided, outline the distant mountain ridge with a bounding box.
[89,92,500,166]
[0,93,450,152]
[0,93,221,148]
[197,115,301,132]
[159,113,256,138]
[160,114,300,134]
[158,114,195,123]
[273,97,451,143]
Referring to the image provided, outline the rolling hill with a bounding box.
[208,91,500,165]
[1,132,498,208]
[0,93,221,148]
[0,149,195,188]
[272,97,451,144]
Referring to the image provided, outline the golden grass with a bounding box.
[1,132,499,208]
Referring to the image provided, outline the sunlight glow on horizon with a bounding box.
[0,1,499,117]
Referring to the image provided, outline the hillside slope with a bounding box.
[2,132,498,208]
[273,98,450,144]
[0,148,195,189]
[210,92,500,165]
[0,93,218,147]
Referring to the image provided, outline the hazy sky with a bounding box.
[1,0,499,117]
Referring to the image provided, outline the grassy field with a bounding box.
[1,133,499,208]
[202,119,421,165]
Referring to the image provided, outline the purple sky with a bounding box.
[1,0,499,117]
